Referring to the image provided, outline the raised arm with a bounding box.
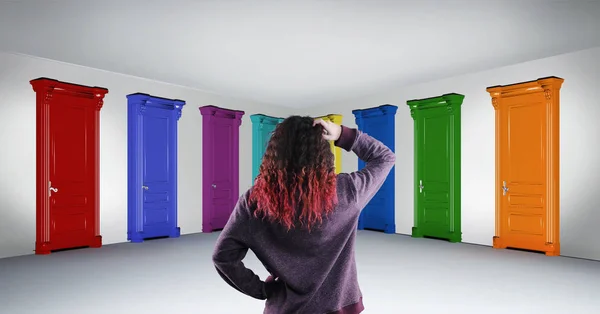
[334,125,396,209]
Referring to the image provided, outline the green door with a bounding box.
[408,94,464,243]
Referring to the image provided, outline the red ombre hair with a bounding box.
[249,116,338,231]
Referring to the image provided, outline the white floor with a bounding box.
[0,230,599,314]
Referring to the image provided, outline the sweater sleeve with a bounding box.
[334,125,396,209]
[212,191,276,300]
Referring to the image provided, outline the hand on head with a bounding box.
[313,118,342,141]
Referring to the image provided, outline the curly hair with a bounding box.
[249,115,338,231]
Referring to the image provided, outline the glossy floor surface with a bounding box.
[1,231,599,313]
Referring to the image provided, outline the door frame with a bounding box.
[31,77,108,255]
[407,93,464,242]
[126,93,185,243]
[352,105,398,233]
[199,105,245,233]
[487,76,564,256]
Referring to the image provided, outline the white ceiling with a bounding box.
[1,0,600,108]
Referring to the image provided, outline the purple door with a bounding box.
[199,106,244,232]
[211,117,235,228]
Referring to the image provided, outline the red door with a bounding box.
[31,78,108,255]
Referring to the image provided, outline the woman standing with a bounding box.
[212,116,396,313]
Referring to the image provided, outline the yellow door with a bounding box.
[316,114,343,174]
[487,77,563,256]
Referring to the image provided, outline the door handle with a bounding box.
[48,181,58,196]
[212,184,216,188]
[419,180,424,193]
[142,185,149,190]
[502,181,509,196]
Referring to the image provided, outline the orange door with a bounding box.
[487,77,563,256]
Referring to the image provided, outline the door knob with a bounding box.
[212,184,216,188]
[502,181,509,196]
[419,180,424,193]
[142,185,149,190]
[48,181,58,195]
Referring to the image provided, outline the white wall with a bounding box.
[307,47,600,261]
[0,51,293,259]
[2,46,599,261]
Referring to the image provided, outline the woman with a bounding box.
[212,116,396,313]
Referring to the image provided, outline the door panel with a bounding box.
[49,94,93,246]
[489,77,563,256]
[200,106,244,233]
[253,122,278,182]
[259,123,277,163]
[251,117,280,183]
[408,94,463,243]
[419,111,451,238]
[142,107,172,235]
[127,94,183,242]
[501,96,547,249]
[33,78,107,255]
[261,123,277,151]
[359,117,390,231]
[211,117,235,229]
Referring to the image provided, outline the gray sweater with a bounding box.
[212,125,396,313]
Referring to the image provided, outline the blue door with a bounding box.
[353,105,397,234]
[250,114,283,184]
[127,93,185,242]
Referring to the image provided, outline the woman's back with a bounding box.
[212,117,396,314]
